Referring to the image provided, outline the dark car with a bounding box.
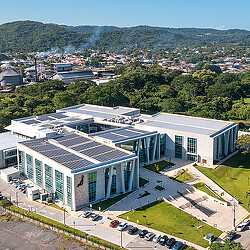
[139,229,148,238]
[172,241,185,250]
[166,238,176,248]
[224,231,236,241]
[109,220,119,227]
[127,226,138,235]
[159,235,168,246]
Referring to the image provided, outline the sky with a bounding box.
[0,0,249,30]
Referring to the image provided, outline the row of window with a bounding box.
[175,136,197,160]
[18,151,71,206]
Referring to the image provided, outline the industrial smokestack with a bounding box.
[35,57,38,82]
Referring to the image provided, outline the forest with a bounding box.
[0,62,249,132]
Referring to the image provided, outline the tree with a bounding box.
[209,240,243,250]
[236,135,250,154]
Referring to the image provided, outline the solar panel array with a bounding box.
[20,132,132,172]
[93,128,155,142]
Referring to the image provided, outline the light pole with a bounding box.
[63,208,66,226]
[120,229,123,248]
[16,192,18,207]
[90,204,92,212]
[73,221,76,237]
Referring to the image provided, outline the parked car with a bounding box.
[172,241,185,250]
[90,213,101,221]
[82,211,92,218]
[242,219,250,227]
[127,226,138,235]
[153,234,161,243]
[109,220,119,227]
[159,235,168,246]
[139,229,148,238]
[145,232,155,241]
[166,238,176,248]
[224,231,236,241]
[117,222,127,231]
[236,224,245,232]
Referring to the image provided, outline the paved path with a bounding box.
[0,178,203,250]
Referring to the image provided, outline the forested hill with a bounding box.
[0,20,250,52]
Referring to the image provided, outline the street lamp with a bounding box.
[120,229,123,248]
[90,204,92,212]
[15,192,18,207]
[73,221,76,237]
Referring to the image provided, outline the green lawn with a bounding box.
[197,153,250,210]
[175,171,193,182]
[143,160,175,173]
[120,201,222,248]
[193,183,225,202]
[92,191,132,211]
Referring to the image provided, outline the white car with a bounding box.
[236,224,245,232]
[242,219,250,227]
[117,222,128,231]
[145,232,155,241]
[153,234,161,242]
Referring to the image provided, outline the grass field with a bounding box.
[175,171,193,182]
[143,160,175,173]
[92,191,132,211]
[193,182,225,202]
[197,153,250,210]
[120,201,222,247]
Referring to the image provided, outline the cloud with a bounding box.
[208,25,226,30]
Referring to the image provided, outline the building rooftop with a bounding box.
[91,127,158,143]
[19,132,135,173]
[139,113,235,136]
[0,68,21,81]
[0,132,26,151]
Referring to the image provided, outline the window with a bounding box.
[19,151,25,174]
[45,164,53,193]
[160,134,166,157]
[175,135,183,159]
[4,149,17,158]
[148,136,156,161]
[55,170,63,202]
[187,138,197,154]
[35,159,43,188]
[26,154,33,181]
[139,138,147,163]
[88,172,97,202]
[5,156,17,166]
[124,161,132,191]
[187,154,197,162]
[111,166,117,195]
[104,168,110,196]
[67,177,71,207]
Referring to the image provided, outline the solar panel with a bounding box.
[94,150,129,162]
[37,116,55,122]
[41,148,69,158]
[59,137,90,147]
[71,141,100,152]
[22,119,41,125]
[55,133,78,141]
[63,159,94,170]
[53,154,82,163]
[49,113,68,119]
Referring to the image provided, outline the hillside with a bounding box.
[0,21,249,53]
[0,21,88,52]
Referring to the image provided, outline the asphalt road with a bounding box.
[235,225,250,250]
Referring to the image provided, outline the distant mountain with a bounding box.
[0,21,89,52]
[0,21,249,53]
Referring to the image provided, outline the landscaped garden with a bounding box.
[143,160,175,173]
[120,201,222,247]
[197,153,250,210]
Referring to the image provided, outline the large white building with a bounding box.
[1,104,238,210]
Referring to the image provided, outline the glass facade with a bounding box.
[139,138,147,164]
[35,159,43,188]
[55,170,64,202]
[18,151,25,175]
[175,135,183,159]
[124,161,132,191]
[187,138,197,154]
[104,168,110,196]
[187,154,197,161]
[111,166,117,196]
[160,134,166,157]
[26,154,33,181]
[45,164,53,193]
[148,136,156,161]
[67,176,72,207]
[88,172,97,202]
[4,149,17,157]
[5,156,17,166]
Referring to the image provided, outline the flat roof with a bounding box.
[59,104,140,119]
[0,132,26,151]
[139,113,235,136]
[19,132,134,172]
[1,166,19,175]
[91,127,158,143]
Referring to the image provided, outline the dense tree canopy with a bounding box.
[0,64,249,132]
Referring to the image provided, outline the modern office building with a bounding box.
[1,103,238,209]
[17,132,138,210]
